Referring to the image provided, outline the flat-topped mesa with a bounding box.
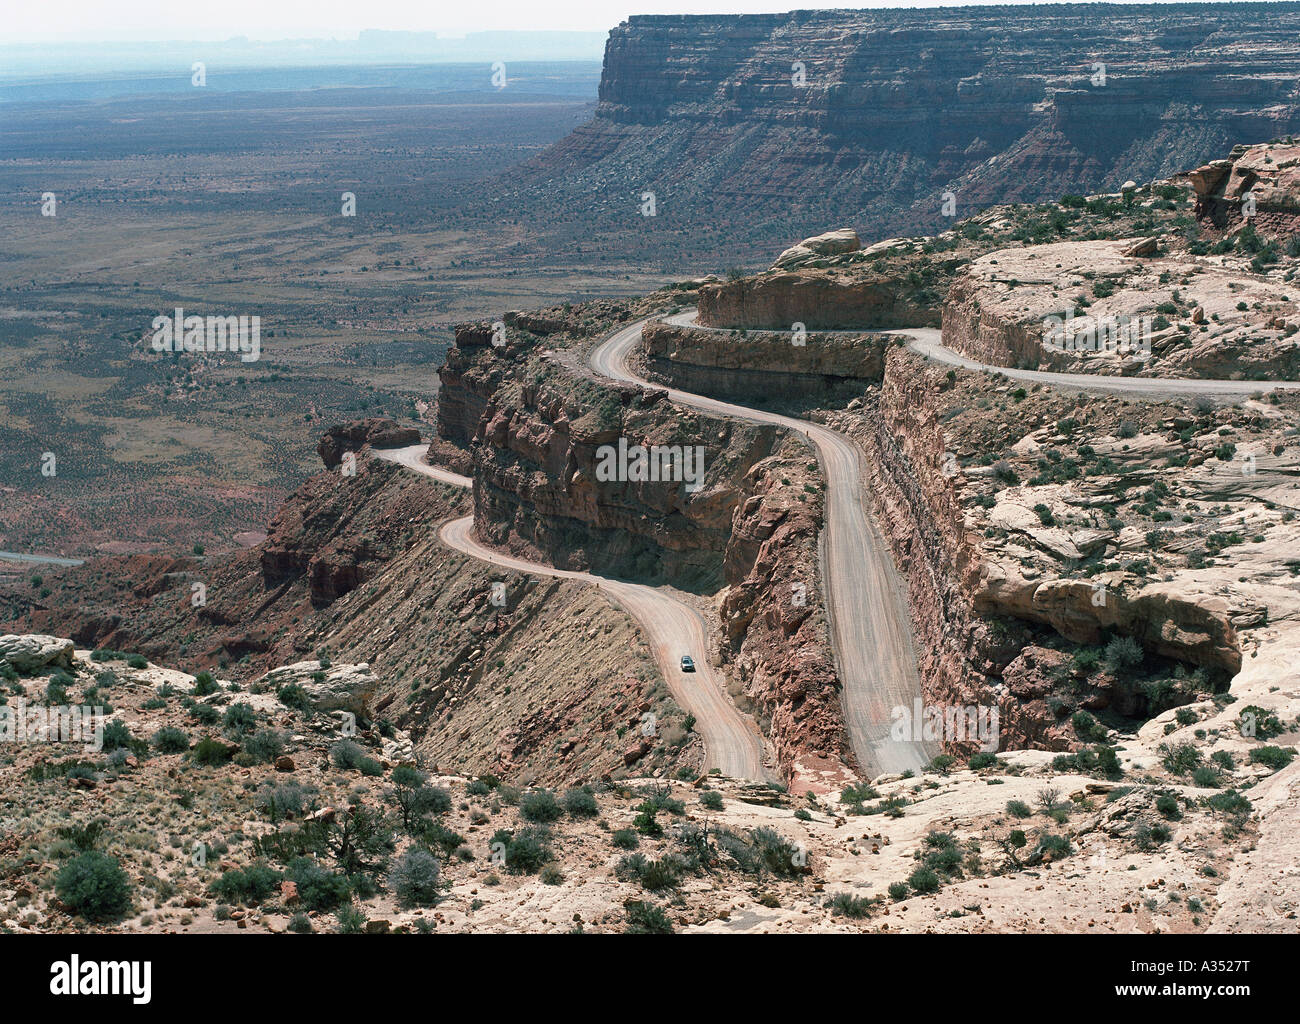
[527,3,1300,254]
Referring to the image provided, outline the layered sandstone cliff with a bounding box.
[494,4,1300,268]
[640,319,885,403]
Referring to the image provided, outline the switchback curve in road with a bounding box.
[372,444,772,782]
[590,317,936,777]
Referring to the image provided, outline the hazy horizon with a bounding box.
[4,0,1244,45]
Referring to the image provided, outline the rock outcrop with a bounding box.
[317,418,420,471]
[1185,141,1300,237]
[0,634,74,673]
[772,228,861,271]
[253,660,377,718]
[640,319,885,402]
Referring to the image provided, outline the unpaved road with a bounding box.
[0,551,85,567]
[373,444,772,781]
[902,328,1300,397]
[591,317,936,776]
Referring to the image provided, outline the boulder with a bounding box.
[254,661,376,718]
[0,634,75,673]
[772,228,861,270]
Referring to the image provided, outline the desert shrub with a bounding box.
[151,726,190,754]
[1237,705,1283,739]
[56,852,132,921]
[562,787,599,818]
[1155,794,1182,820]
[191,736,234,765]
[1071,709,1108,742]
[1206,790,1252,814]
[101,720,134,752]
[287,913,313,934]
[420,820,466,859]
[335,905,367,934]
[699,790,724,811]
[1248,746,1295,771]
[466,779,491,797]
[968,752,997,770]
[520,789,563,823]
[612,829,639,850]
[189,702,219,725]
[389,846,445,907]
[829,892,874,918]
[748,828,803,877]
[1192,765,1221,788]
[1159,741,1201,775]
[256,781,312,821]
[624,901,673,935]
[992,460,1019,485]
[540,864,565,886]
[633,808,663,837]
[907,866,941,894]
[286,857,351,911]
[126,654,148,670]
[887,881,910,901]
[490,827,553,874]
[1103,636,1144,674]
[55,820,107,853]
[221,702,258,738]
[243,728,285,764]
[276,683,311,711]
[1005,799,1032,819]
[330,740,382,775]
[192,670,219,696]
[210,861,282,905]
[1031,834,1072,863]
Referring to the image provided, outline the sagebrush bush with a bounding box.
[520,789,563,823]
[562,787,599,818]
[151,726,190,754]
[244,728,286,764]
[56,852,132,920]
[389,846,445,907]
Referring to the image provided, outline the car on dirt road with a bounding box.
[680,655,695,672]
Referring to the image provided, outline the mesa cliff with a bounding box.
[491,3,1300,269]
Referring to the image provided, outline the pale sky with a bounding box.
[5,0,1184,43]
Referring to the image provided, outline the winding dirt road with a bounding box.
[591,316,937,776]
[904,328,1300,396]
[372,444,773,782]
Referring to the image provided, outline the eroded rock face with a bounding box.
[513,6,1300,269]
[317,418,420,470]
[976,566,1241,675]
[847,343,1249,755]
[640,319,885,402]
[259,458,421,606]
[438,329,780,588]
[698,268,938,331]
[942,236,1300,379]
[772,228,861,270]
[1186,142,1300,237]
[0,634,74,673]
[719,441,853,790]
[254,660,376,718]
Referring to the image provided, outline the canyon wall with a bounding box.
[435,318,855,782]
[437,324,780,589]
[502,4,1300,268]
[640,319,885,403]
[697,271,939,331]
